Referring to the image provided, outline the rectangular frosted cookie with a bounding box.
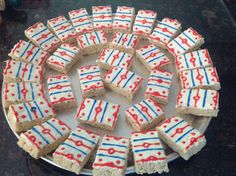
[145,70,173,104]
[3,82,44,108]
[17,117,71,159]
[78,65,105,98]
[167,27,205,58]
[92,6,112,33]
[3,60,44,83]
[103,66,143,100]
[53,126,100,175]
[47,15,77,43]
[7,97,56,132]
[175,49,213,74]
[110,32,139,54]
[76,98,120,131]
[68,8,93,35]
[113,6,135,33]
[93,135,130,176]
[125,98,165,132]
[25,22,61,52]
[8,40,49,65]
[132,10,157,38]
[77,30,108,55]
[47,75,76,110]
[180,67,220,90]
[131,131,169,174]
[157,116,206,160]
[176,88,219,117]
[97,48,133,70]
[47,43,81,74]
[148,17,182,48]
[136,44,171,71]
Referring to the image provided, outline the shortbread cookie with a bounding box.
[136,44,171,71]
[180,67,220,90]
[176,88,219,117]
[76,98,120,131]
[47,16,77,43]
[113,6,135,33]
[47,43,81,74]
[25,22,61,52]
[103,67,143,100]
[126,98,165,132]
[175,49,213,74]
[53,126,100,175]
[97,48,133,70]
[132,10,157,38]
[78,65,105,98]
[17,118,71,159]
[131,131,169,174]
[3,60,44,83]
[92,6,112,33]
[157,116,206,160]
[167,27,205,58]
[110,32,138,54]
[7,97,56,132]
[47,75,76,110]
[3,82,44,108]
[148,17,182,48]
[68,8,93,35]
[93,135,130,176]
[8,40,49,65]
[77,30,108,55]
[145,70,173,104]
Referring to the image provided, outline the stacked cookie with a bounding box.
[3,5,220,176]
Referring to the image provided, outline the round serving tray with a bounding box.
[2,23,212,175]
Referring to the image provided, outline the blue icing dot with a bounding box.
[31,107,37,112]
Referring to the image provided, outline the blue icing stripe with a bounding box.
[190,70,195,87]
[105,50,115,63]
[133,105,149,122]
[136,16,155,20]
[45,121,63,136]
[20,42,31,57]
[94,31,101,43]
[82,79,101,84]
[147,83,170,89]
[172,39,186,51]
[74,21,91,28]
[116,12,132,15]
[202,89,207,108]
[84,33,90,45]
[159,22,177,30]
[117,33,124,44]
[33,100,44,117]
[60,47,76,55]
[114,19,131,23]
[165,119,185,133]
[32,28,47,38]
[150,74,171,81]
[52,20,68,28]
[111,68,123,83]
[71,14,88,20]
[122,73,134,88]
[187,89,192,107]
[134,24,151,29]
[133,137,159,142]
[102,142,127,148]
[96,153,125,160]
[182,32,195,44]
[142,47,157,55]
[48,80,69,86]
[153,30,171,38]
[27,64,34,81]
[30,83,34,100]
[62,142,87,155]
[127,34,134,46]
[23,103,33,120]
[57,27,74,36]
[134,148,164,153]
[17,82,21,99]
[71,133,96,145]
[175,128,194,143]
[30,48,40,62]
[203,68,210,85]
[99,102,108,123]
[184,54,189,68]
[49,90,72,96]
[93,20,112,23]
[142,100,158,117]
[147,54,165,63]
[93,12,111,15]
[16,62,22,78]
[32,127,50,144]
[80,70,100,76]
[197,50,203,66]
[116,52,126,66]
[87,100,97,121]
[39,35,55,46]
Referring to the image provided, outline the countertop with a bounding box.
[0,0,236,175]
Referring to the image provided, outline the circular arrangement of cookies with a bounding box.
[2,5,220,176]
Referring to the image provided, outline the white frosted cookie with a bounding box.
[68,8,93,35]
[176,88,219,117]
[148,17,182,48]
[78,65,105,98]
[175,49,213,74]
[179,67,220,90]
[103,66,143,100]
[145,70,173,104]
[157,116,206,160]
[131,130,169,174]
[125,98,165,132]
[136,44,171,71]
[7,97,56,132]
[92,6,112,33]
[110,32,139,54]
[25,22,61,52]
[132,10,157,38]
[47,75,76,110]
[8,40,49,65]
[97,48,133,70]
[47,43,81,74]
[93,135,130,176]
[76,98,120,131]
[47,15,77,43]
[3,82,44,108]
[167,27,205,58]
[17,117,71,159]
[3,60,44,83]
[113,6,135,33]
[77,30,108,55]
[53,126,100,175]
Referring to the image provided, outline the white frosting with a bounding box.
[111,32,138,49]
[8,40,49,65]
[68,8,93,34]
[25,22,61,52]
[92,6,112,30]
